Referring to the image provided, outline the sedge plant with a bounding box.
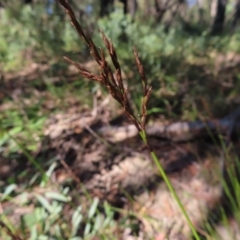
[58,0,200,239]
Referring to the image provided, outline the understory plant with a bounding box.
[58,0,200,239]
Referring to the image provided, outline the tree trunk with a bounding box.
[197,0,205,22]
[232,0,240,30]
[211,0,227,35]
[100,0,114,17]
[100,0,134,17]
[127,0,138,17]
[154,0,167,22]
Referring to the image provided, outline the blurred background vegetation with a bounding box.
[2,0,240,117]
[1,0,240,239]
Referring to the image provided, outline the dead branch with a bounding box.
[98,107,240,142]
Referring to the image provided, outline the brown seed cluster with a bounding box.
[58,0,152,132]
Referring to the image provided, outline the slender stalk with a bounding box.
[8,132,47,182]
[139,130,200,240]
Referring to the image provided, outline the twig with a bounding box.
[59,159,80,184]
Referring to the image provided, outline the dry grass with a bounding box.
[58,0,152,133]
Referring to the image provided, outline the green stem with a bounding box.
[139,130,200,240]
[8,132,47,182]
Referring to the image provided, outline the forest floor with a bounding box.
[1,54,240,240]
